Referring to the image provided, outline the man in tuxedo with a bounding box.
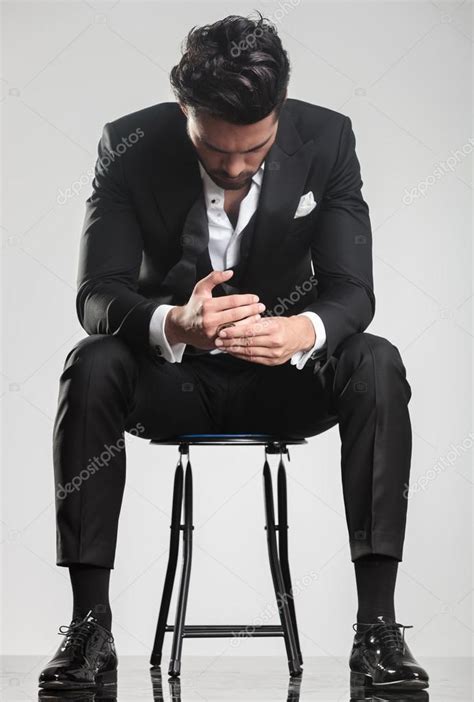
[40,13,429,693]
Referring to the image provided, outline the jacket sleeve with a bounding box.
[301,115,376,364]
[76,121,158,351]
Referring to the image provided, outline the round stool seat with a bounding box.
[150,433,308,447]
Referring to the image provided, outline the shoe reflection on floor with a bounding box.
[36,668,431,701]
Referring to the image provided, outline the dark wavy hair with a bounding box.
[170,13,290,125]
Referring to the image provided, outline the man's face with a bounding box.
[180,103,280,191]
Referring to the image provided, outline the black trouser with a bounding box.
[53,332,412,568]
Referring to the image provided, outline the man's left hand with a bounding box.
[214,315,316,366]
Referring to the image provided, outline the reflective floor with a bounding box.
[1,656,472,702]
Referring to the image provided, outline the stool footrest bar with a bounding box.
[164,624,284,638]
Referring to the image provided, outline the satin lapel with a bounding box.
[148,109,203,239]
[240,110,315,293]
[159,192,210,301]
[147,111,207,301]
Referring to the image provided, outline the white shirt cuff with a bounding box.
[290,312,327,370]
[149,305,186,363]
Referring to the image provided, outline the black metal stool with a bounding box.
[149,433,307,678]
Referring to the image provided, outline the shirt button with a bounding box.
[154,345,163,357]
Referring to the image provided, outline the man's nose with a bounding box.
[221,155,246,178]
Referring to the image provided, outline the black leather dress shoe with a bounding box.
[349,615,429,692]
[38,612,117,690]
[350,692,429,701]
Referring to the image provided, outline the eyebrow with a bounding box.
[201,133,273,154]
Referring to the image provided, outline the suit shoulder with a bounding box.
[106,102,181,140]
[285,98,349,138]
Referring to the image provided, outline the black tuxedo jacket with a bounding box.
[77,98,375,375]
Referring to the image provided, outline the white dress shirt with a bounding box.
[149,160,327,369]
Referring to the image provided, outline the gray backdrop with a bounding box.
[1,0,472,660]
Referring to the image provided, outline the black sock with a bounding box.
[354,554,398,627]
[69,564,112,631]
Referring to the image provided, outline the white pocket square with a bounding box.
[294,191,317,218]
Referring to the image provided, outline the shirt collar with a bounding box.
[198,160,265,191]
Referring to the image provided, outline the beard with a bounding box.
[207,172,253,190]
[196,153,264,191]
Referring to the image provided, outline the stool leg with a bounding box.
[150,457,184,667]
[168,459,194,677]
[263,456,302,676]
[277,456,303,667]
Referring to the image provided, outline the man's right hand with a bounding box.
[164,269,266,349]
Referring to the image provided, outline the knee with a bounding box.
[339,333,410,381]
[341,332,403,365]
[61,334,137,385]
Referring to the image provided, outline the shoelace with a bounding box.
[352,621,413,653]
[58,611,114,651]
